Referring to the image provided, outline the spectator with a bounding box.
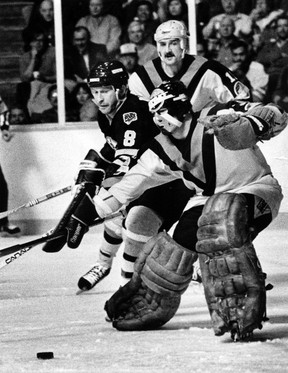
[22,0,54,52]
[64,26,108,83]
[9,105,31,125]
[256,15,288,102]
[165,0,188,28]
[229,39,269,102]
[249,0,284,34]
[0,96,21,236]
[132,0,160,44]
[76,0,122,57]
[271,66,288,111]
[202,0,253,41]
[71,82,98,122]
[216,16,239,67]
[31,85,76,123]
[32,84,58,123]
[17,29,56,111]
[117,43,140,75]
[125,20,157,65]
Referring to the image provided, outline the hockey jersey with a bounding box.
[128,55,251,111]
[109,101,284,219]
[98,92,158,177]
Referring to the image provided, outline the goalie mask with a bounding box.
[154,20,189,61]
[87,60,129,101]
[148,81,192,133]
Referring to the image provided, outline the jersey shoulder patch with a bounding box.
[123,112,138,125]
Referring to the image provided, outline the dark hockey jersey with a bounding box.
[98,92,158,176]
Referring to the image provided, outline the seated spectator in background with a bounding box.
[9,105,31,125]
[165,0,188,28]
[256,15,288,102]
[64,26,108,83]
[32,84,77,123]
[117,43,140,75]
[229,39,269,102]
[22,0,54,52]
[17,30,56,109]
[125,19,157,65]
[132,0,160,45]
[216,16,239,67]
[202,0,253,41]
[249,0,284,34]
[31,84,58,123]
[76,0,122,57]
[271,66,288,111]
[71,82,98,122]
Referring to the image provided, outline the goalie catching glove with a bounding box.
[105,232,197,331]
[42,149,105,253]
[199,103,288,150]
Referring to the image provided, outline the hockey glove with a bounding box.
[43,167,105,253]
[66,183,99,248]
[73,149,109,195]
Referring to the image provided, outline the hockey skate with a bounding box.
[77,264,111,292]
[0,223,21,237]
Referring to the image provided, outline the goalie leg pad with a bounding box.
[196,193,268,341]
[105,232,197,331]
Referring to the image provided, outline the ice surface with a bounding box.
[1,221,288,373]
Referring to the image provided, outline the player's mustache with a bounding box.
[165,52,175,58]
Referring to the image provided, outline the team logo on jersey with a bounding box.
[123,112,137,125]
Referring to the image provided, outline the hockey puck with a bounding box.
[37,352,54,360]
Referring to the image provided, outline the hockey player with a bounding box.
[62,80,287,340]
[76,60,193,290]
[77,19,252,291]
[43,60,160,287]
[0,95,21,236]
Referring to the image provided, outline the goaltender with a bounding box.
[59,80,287,341]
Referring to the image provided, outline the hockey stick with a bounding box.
[0,185,72,219]
[0,210,125,269]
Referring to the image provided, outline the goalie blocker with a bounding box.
[196,192,272,341]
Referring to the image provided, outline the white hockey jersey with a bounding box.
[109,102,285,219]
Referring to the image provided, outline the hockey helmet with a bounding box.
[88,60,129,90]
[154,20,189,42]
[149,80,191,128]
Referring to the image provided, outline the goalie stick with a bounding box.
[0,210,125,269]
[0,185,72,219]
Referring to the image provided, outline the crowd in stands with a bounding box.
[3,0,288,124]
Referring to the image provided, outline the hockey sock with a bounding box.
[120,230,152,286]
[98,229,122,268]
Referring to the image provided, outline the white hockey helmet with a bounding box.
[155,20,188,43]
